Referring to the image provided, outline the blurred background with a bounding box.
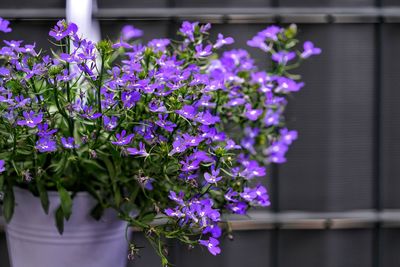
[1,0,400,266]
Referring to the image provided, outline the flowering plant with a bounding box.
[0,18,319,265]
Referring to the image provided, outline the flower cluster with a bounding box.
[0,18,319,264]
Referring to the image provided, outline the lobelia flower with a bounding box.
[225,140,241,150]
[127,142,149,157]
[275,77,304,93]
[169,136,188,156]
[121,91,141,109]
[272,51,296,65]
[195,111,220,125]
[0,160,5,173]
[227,202,247,215]
[103,116,118,131]
[266,140,289,163]
[0,17,11,33]
[176,105,197,120]
[179,21,198,42]
[49,20,78,41]
[214,33,234,49]
[36,137,57,153]
[195,44,212,58]
[148,38,170,52]
[280,128,298,145]
[155,114,176,132]
[37,123,57,137]
[121,25,143,40]
[111,130,135,146]
[244,104,263,121]
[264,109,280,127]
[202,224,222,238]
[15,95,31,108]
[246,35,271,52]
[183,134,203,147]
[204,167,223,184]
[17,111,43,128]
[61,137,80,149]
[80,106,102,120]
[258,25,281,41]
[0,67,9,76]
[301,41,321,59]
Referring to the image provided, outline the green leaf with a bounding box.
[57,185,72,220]
[55,206,64,235]
[3,187,14,223]
[37,182,49,214]
[140,212,156,224]
[0,176,4,192]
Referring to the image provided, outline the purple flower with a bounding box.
[225,188,239,202]
[254,185,270,206]
[275,77,304,93]
[17,111,42,128]
[61,137,79,149]
[0,160,5,173]
[155,114,176,132]
[148,38,170,52]
[199,237,221,256]
[225,140,241,150]
[301,41,321,59]
[180,158,201,172]
[195,111,220,125]
[121,25,143,40]
[280,128,298,145]
[36,137,57,153]
[0,17,11,33]
[15,95,31,108]
[204,167,222,184]
[176,105,197,120]
[267,141,289,163]
[195,44,212,58]
[214,33,234,49]
[264,109,280,127]
[127,142,149,157]
[168,191,185,206]
[37,123,57,137]
[240,187,258,202]
[183,134,203,147]
[0,67,9,76]
[179,21,198,42]
[49,20,78,41]
[241,160,266,179]
[258,25,281,41]
[103,116,118,131]
[244,104,263,121]
[225,98,246,107]
[81,106,102,120]
[227,202,247,215]
[122,91,141,109]
[247,36,270,52]
[272,51,296,65]
[169,136,187,156]
[111,130,135,146]
[203,224,222,238]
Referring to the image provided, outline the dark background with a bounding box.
[1,0,400,266]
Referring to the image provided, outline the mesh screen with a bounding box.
[278,0,374,7]
[279,24,375,211]
[278,229,373,267]
[381,24,400,209]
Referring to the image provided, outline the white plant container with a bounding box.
[5,187,130,267]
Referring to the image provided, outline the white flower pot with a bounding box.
[5,187,130,267]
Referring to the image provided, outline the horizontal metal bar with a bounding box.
[2,210,400,232]
[1,7,400,23]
